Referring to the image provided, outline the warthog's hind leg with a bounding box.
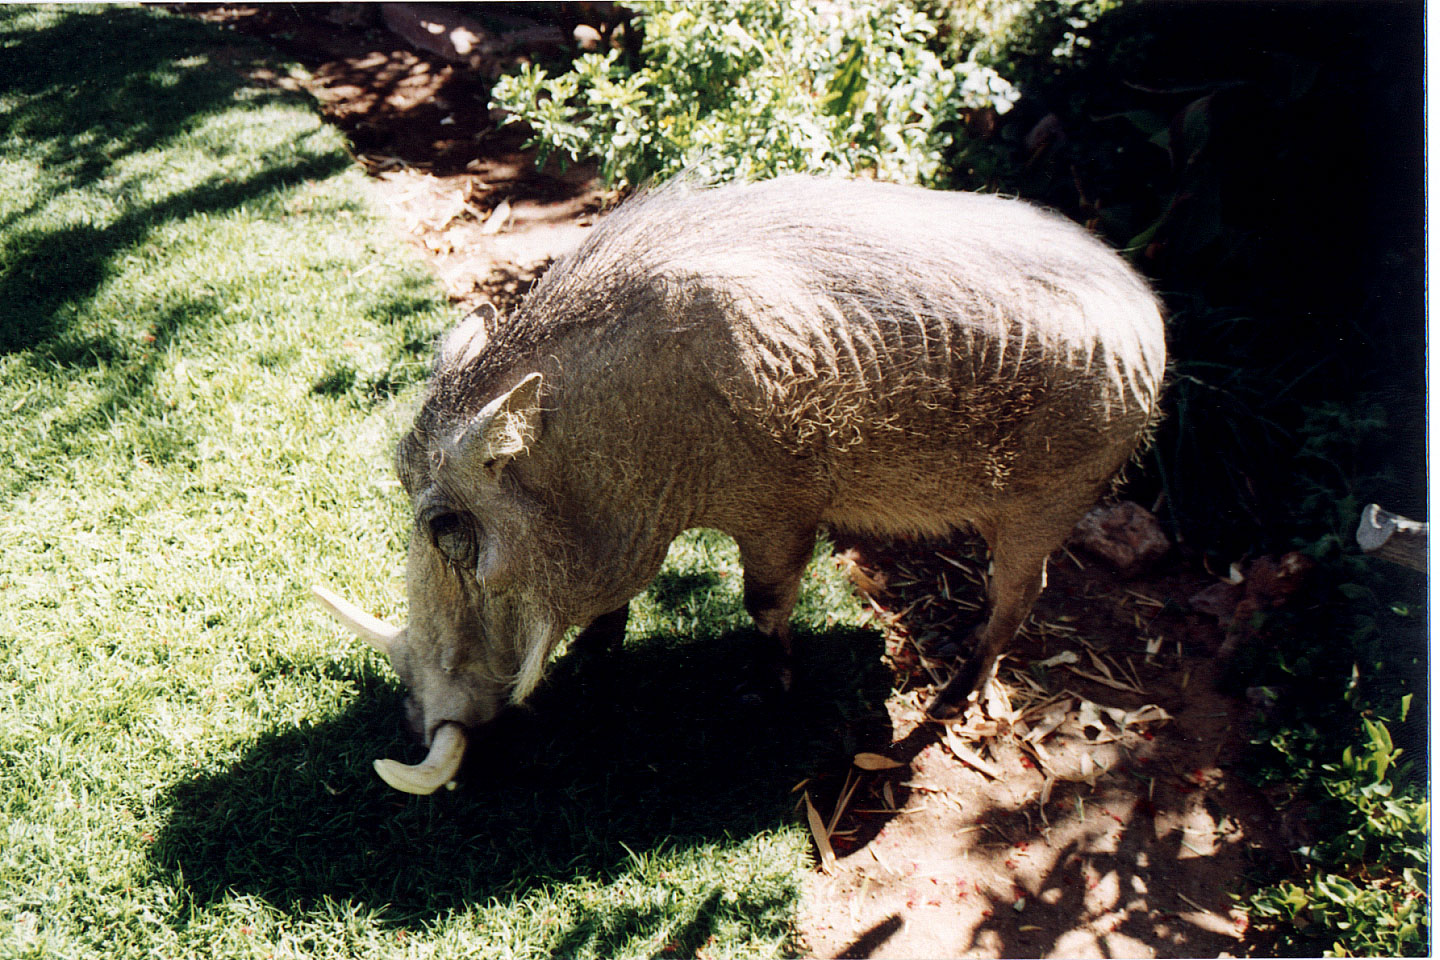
[927,515,1069,721]
[737,524,820,692]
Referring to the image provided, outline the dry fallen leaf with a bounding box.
[828,771,861,837]
[1065,664,1144,694]
[1077,699,1115,741]
[945,718,999,741]
[984,674,1014,721]
[854,752,904,771]
[480,199,512,235]
[944,727,1001,779]
[804,791,837,874]
[1123,704,1173,727]
[1023,700,1072,743]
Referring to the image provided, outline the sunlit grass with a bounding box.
[0,6,875,958]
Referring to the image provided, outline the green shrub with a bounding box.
[1248,712,1429,956]
[1234,426,1428,958]
[490,0,1026,188]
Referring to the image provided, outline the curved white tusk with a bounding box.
[310,585,401,657]
[373,722,467,795]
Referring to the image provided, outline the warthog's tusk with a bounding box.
[373,722,467,795]
[310,585,401,657]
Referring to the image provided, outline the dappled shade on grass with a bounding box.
[0,5,448,504]
[1,11,889,951]
[1,5,345,355]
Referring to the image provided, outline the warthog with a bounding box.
[316,175,1166,794]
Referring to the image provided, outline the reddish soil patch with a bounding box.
[800,539,1281,957]
[177,8,1290,955]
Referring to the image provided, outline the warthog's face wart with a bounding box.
[394,377,554,724]
[390,507,514,742]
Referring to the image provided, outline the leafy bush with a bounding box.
[1249,712,1429,956]
[1231,447,1428,957]
[494,0,1423,557]
[490,0,1024,187]
[949,2,1426,552]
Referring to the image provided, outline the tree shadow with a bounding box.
[805,537,1291,957]
[0,6,313,226]
[834,913,905,958]
[953,772,1266,958]
[0,4,355,357]
[0,6,404,493]
[1,153,349,359]
[186,3,618,185]
[149,617,893,932]
[543,888,797,960]
[644,570,728,615]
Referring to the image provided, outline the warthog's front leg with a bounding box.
[570,602,630,657]
[737,524,819,692]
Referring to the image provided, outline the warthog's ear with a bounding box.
[436,307,492,372]
[461,372,543,475]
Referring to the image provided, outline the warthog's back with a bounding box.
[419,176,1164,544]
[480,176,1165,537]
[573,177,1163,414]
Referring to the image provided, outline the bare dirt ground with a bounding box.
[183,3,613,310]
[178,6,1290,955]
[798,539,1281,958]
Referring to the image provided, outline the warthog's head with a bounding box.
[315,353,567,794]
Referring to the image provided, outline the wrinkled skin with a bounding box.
[388,371,568,747]
[318,176,1166,793]
[391,527,510,743]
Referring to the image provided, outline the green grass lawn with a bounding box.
[0,7,880,957]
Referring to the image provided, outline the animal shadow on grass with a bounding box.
[151,616,895,932]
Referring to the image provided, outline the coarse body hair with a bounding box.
[417,175,1164,543]
[399,175,1167,713]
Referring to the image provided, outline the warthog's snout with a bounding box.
[311,585,468,794]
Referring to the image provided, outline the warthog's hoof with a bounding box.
[925,695,967,722]
[732,652,795,707]
[926,657,987,721]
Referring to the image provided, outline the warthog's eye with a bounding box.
[426,510,477,568]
